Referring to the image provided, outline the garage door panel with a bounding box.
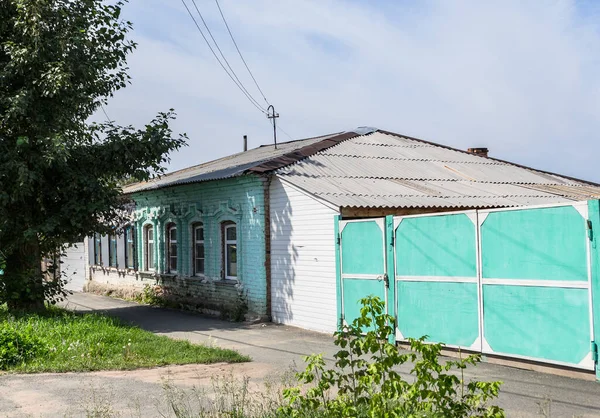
[483,285,591,368]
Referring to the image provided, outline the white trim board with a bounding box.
[275,176,341,212]
[481,278,589,289]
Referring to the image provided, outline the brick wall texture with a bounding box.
[88,175,268,317]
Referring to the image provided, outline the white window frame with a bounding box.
[224,223,237,280]
[145,224,155,271]
[125,226,135,270]
[193,223,205,277]
[167,224,177,274]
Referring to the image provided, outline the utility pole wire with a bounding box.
[180,0,267,115]
[100,104,111,122]
[276,124,294,141]
[190,0,266,113]
[214,0,269,105]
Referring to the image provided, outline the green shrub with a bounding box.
[279,296,505,418]
[0,324,46,369]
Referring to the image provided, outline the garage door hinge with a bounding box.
[587,220,594,242]
[592,341,598,363]
[337,234,341,246]
[339,314,344,328]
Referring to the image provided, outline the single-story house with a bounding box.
[82,127,600,333]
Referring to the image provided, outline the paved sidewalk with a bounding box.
[0,292,599,417]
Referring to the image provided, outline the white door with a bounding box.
[62,242,86,292]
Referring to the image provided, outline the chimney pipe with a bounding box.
[243,135,248,152]
[467,147,489,158]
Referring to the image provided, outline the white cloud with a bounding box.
[104,0,600,181]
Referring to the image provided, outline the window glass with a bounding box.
[108,234,117,267]
[125,227,135,269]
[224,223,237,279]
[167,224,177,273]
[194,224,205,276]
[226,226,236,241]
[146,225,154,270]
[94,233,102,265]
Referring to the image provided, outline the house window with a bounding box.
[108,233,117,267]
[223,222,237,279]
[167,223,177,274]
[145,224,154,270]
[125,226,135,270]
[94,233,102,265]
[193,223,204,276]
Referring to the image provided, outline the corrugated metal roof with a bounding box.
[277,131,600,209]
[124,132,343,193]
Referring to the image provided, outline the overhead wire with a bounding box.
[189,0,266,113]
[214,0,269,105]
[276,124,293,141]
[180,0,267,115]
[100,104,111,122]
[182,0,297,141]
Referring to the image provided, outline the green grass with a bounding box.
[0,306,249,373]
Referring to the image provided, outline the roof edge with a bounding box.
[246,131,362,174]
[378,129,600,188]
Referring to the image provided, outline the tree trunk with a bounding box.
[3,239,46,313]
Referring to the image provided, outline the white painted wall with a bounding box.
[270,176,339,333]
[62,242,87,292]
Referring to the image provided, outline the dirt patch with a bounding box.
[93,361,276,386]
[0,362,283,417]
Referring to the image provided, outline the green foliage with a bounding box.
[0,306,248,373]
[0,323,47,369]
[137,284,166,306]
[278,296,505,418]
[0,0,187,309]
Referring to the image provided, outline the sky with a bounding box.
[101,0,600,182]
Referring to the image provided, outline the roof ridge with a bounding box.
[246,131,362,174]
[156,133,343,179]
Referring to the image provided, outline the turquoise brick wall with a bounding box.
[130,175,267,316]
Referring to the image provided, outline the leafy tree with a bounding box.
[0,0,187,311]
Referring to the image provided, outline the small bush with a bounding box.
[279,296,505,418]
[138,284,165,306]
[0,324,46,369]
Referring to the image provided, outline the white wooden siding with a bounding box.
[270,177,339,333]
[62,242,87,292]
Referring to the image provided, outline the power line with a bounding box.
[214,0,269,105]
[189,0,266,112]
[277,124,294,141]
[180,0,267,115]
[100,104,111,122]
